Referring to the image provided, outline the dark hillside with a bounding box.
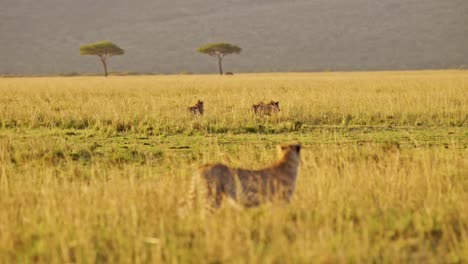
[1,0,467,74]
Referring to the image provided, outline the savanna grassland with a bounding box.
[0,71,467,263]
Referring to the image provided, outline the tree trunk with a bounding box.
[100,57,108,77]
[217,55,223,75]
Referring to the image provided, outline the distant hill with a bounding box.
[1,0,467,75]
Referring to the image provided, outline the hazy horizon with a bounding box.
[1,0,467,75]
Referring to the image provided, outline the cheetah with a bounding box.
[187,144,301,211]
[252,101,280,115]
[188,100,204,115]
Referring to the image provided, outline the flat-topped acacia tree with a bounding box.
[197,43,241,75]
[80,41,124,77]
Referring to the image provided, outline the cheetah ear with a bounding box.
[295,145,301,154]
[277,145,285,153]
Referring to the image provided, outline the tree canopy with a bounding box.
[80,41,124,57]
[197,43,242,57]
[197,43,241,75]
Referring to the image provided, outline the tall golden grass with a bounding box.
[0,71,466,133]
[0,71,467,263]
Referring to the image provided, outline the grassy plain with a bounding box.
[0,71,467,263]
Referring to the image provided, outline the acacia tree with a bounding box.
[197,43,241,75]
[80,41,124,77]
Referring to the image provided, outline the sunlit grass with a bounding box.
[0,71,467,263]
[0,71,466,133]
